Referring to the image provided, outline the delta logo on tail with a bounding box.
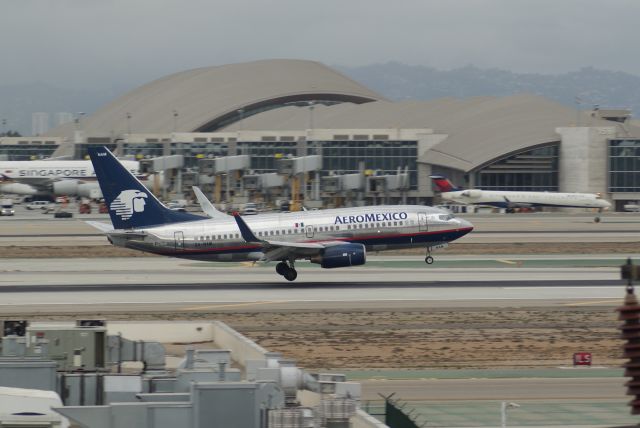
[430,175,462,192]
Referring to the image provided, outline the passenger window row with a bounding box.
[190,218,413,246]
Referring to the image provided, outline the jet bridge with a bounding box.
[242,172,285,206]
[198,155,250,205]
[322,172,365,207]
[277,155,322,211]
[366,167,410,205]
[139,155,185,199]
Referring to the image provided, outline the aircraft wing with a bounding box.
[192,186,231,219]
[1,176,53,190]
[233,213,341,261]
[503,196,532,208]
[85,221,148,239]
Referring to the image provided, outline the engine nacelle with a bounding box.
[461,189,482,199]
[52,179,79,195]
[77,182,102,198]
[311,243,366,269]
[0,182,40,195]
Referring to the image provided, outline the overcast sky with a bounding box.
[1,0,639,89]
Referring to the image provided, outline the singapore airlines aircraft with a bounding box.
[0,159,139,198]
[86,147,473,281]
[431,175,611,220]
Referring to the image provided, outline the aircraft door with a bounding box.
[174,231,184,250]
[305,225,314,239]
[418,212,428,231]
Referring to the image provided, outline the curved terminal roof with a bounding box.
[226,93,637,171]
[47,59,384,138]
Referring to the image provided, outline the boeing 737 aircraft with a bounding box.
[86,147,473,281]
[0,159,139,198]
[431,175,611,220]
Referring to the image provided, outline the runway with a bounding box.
[0,256,629,313]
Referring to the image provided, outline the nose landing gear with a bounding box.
[276,261,298,281]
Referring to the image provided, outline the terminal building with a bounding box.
[1,59,639,210]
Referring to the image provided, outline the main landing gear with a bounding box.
[425,248,434,265]
[276,261,298,281]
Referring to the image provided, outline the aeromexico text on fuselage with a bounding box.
[334,211,408,225]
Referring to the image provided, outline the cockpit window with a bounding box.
[438,214,454,221]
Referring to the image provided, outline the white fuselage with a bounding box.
[441,189,611,209]
[0,160,140,197]
[109,205,474,262]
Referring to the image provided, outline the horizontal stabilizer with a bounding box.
[85,221,114,233]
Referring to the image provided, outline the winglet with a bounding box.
[192,186,230,219]
[233,213,260,243]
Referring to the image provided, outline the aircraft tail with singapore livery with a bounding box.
[86,146,473,281]
[430,175,611,219]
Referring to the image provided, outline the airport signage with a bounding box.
[573,352,592,366]
[334,211,408,225]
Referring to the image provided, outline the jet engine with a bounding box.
[310,243,366,269]
[52,179,79,195]
[461,189,482,198]
[77,182,101,198]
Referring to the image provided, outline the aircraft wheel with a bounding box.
[284,268,298,281]
[425,256,434,265]
[594,216,601,223]
[276,261,288,275]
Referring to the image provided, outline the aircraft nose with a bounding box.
[457,217,474,231]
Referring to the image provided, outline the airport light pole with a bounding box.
[172,110,178,132]
[126,112,132,134]
[575,96,582,126]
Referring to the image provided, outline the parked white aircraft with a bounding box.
[0,159,139,198]
[86,147,473,281]
[430,175,611,221]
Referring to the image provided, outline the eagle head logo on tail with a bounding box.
[110,189,148,220]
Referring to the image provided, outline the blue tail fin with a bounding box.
[88,146,203,229]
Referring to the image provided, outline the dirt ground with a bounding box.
[8,306,624,371]
[187,308,625,370]
[2,241,639,258]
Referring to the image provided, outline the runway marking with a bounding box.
[496,259,522,266]
[563,299,621,307]
[0,297,626,307]
[504,286,618,290]
[181,300,292,311]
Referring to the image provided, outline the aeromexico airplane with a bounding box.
[430,175,611,219]
[86,147,473,281]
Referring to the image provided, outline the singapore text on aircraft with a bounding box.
[0,159,140,197]
[87,147,473,281]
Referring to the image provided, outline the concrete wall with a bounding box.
[210,321,269,365]
[106,321,215,343]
